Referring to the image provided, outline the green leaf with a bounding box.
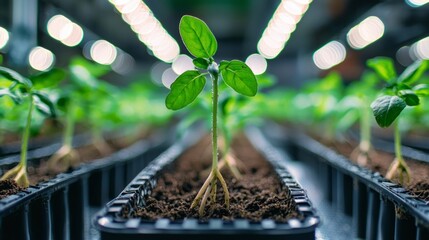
[219,60,257,96]
[398,90,420,106]
[165,70,207,110]
[30,68,66,89]
[398,60,429,85]
[33,91,56,117]
[413,84,429,96]
[70,57,110,77]
[0,66,33,88]
[371,95,406,128]
[367,57,397,82]
[193,58,209,69]
[179,15,217,58]
[0,55,3,65]
[0,88,21,104]
[70,65,99,89]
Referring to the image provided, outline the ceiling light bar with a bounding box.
[0,26,10,50]
[410,36,429,60]
[28,46,55,71]
[346,16,384,50]
[257,0,313,59]
[313,41,346,70]
[47,15,84,47]
[405,0,429,7]
[109,0,180,63]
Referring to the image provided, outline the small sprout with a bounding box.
[165,15,257,216]
[368,57,429,184]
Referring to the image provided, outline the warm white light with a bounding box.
[347,16,384,49]
[172,54,194,75]
[162,68,178,89]
[245,54,267,75]
[28,47,55,71]
[411,37,429,60]
[116,0,140,14]
[154,41,180,63]
[61,23,84,47]
[90,40,117,65]
[47,15,72,41]
[257,0,312,59]
[313,41,346,70]
[0,27,9,49]
[406,0,429,7]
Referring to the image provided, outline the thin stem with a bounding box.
[20,95,34,167]
[63,102,75,148]
[211,73,218,171]
[360,97,371,152]
[394,119,404,164]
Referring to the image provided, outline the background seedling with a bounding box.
[368,57,429,184]
[0,67,62,187]
[165,15,257,216]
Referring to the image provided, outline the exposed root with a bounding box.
[201,152,244,180]
[0,163,29,188]
[47,145,79,173]
[350,145,376,166]
[386,158,411,185]
[191,169,230,216]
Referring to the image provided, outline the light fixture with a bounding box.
[90,40,117,65]
[313,41,346,70]
[172,54,194,75]
[346,16,384,50]
[0,26,9,50]
[28,46,55,71]
[405,0,429,7]
[108,0,179,63]
[257,0,312,59]
[410,36,429,60]
[245,54,267,75]
[162,68,178,89]
[47,15,84,47]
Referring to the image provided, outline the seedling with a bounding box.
[368,57,429,184]
[0,67,61,187]
[165,15,257,216]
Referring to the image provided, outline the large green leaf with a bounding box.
[33,91,56,117]
[413,84,429,96]
[367,57,397,82]
[70,65,98,90]
[371,95,406,128]
[165,70,207,110]
[193,58,209,69]
[30,68,66,89]
[398,60,429,85]
[0,66,32,88]
[219,60,257,96]
[179,15,217,58]
[0,88,21,104]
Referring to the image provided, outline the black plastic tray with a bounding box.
[94,127,320,240]
[0,128,172,240]
[270,126,429,240]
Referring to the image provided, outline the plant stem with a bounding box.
[360,97,371,152]
[394,119,404,164]
[211,73,219,172]
[63,102,75,148]
[20,95,34,167]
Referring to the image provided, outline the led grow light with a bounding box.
[172,54,193,75]
[108,0,179,63]
[0,26,9,49]
[406,0,429,7]
[246,54,267,75]
[90,40,117,65]
[47,15,84,47]
[410,36,429,60]
[313,41,346,70]
[257,0,312,59]
[346,16,384,50]
[28,46,55,71]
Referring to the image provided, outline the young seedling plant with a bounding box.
[0,67,60,187]
[165,15,257,216]
[368,57,429,184]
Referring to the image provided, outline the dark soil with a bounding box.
[131,135,301,222]
[0,179,24,199]
[329,139,429,202]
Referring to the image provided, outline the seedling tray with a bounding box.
[0,128,172,240]
[94,127,319,240]
[276,128,429,240]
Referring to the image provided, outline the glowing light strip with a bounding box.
[108,0,180,63]
[257,0,313,59]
